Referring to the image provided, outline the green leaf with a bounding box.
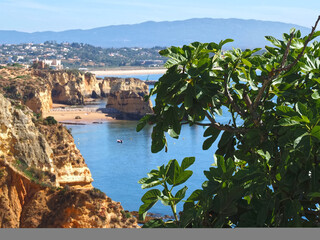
[175,170,193,186]
[242,58,252,68]
[142,219,166,228]
[139,201,158,221]
[311,126,320,140]
[311,90,320,99]
[276,106,297,117]
[203,126,217,137]
[265,46,278,55]
[219,38,234,48]
[168,128,179,139]
[203,136,215,150]
[136,115,151,132]
[257,150,271,161]
[278,118,300,126]
[218,131,234,148]
[293,132,309,148]
[216,155,227,173]
[181,157,195,171]
[265,36,282,47]
[175,186,188,203]
[184,93,193,110]
[308,192,320,198]
[139,176,162,189]
[296,102,309,118]
[186,189,202,202]
[166,159,180,185]
[208,42,220,51]
[141,189,161,203]
[151,127,166,153]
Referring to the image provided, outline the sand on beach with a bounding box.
[89,68,167,76]
[44,111,115,124]
[43,103,116,124]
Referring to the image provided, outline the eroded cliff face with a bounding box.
[107,91,153,120]
[0,94,139,228]
[0,68,101,113]
[105,78,153,119]
[0,93,55,174]
[0,68,53,114]
[38,124,93,188]
[35,70,100,105]
[0,68,154,120]
[102,77,150,94]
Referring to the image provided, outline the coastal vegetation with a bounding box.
[138,17,320,227]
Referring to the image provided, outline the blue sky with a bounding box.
[0,0,319,32]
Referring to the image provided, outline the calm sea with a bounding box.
[69,74,230,216]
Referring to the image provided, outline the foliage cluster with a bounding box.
[42,116,58,125]
[138,17,320,227]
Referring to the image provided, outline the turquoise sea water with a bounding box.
[69,74,231,216]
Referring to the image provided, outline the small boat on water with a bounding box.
[117,139,123,143]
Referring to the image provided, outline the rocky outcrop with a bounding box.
[0,93,56,175]
[0,68,53,114]
[0,68,154,120]
[24,87,53,115]
[104,77,153,119]
[107,91,153,120]
[38,124,93,187]
[101,77,150,95]
[34,70,101,105]
[0,68,102,113]
[0,94,139,228]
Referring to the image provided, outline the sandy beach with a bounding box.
[89,68,167,76]
[43,103,117,124]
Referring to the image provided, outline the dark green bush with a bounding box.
[43,116,57,125]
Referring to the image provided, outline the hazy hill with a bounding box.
[0,18,311,48]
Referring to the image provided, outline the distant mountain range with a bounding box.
[0,18,311,49]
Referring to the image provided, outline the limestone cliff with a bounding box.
[0,68,101,113]
[0,68,154,120]
[0,68,52,114]
[101,77,150,95]
[104,78,153,119]
[0,94,139,228]
[38,124,93,188]
[107,91,153,120]
[34,70,101,105]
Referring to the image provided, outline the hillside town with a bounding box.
[0,41,166,69]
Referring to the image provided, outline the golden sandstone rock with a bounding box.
[0,93,139,228]
[0,68,153,119]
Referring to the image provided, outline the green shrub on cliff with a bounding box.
[138,17,320,227]
[43,116,57,125]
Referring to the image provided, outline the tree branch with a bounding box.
[252,15,320,111]
[181,111,247,133]
[280,32,295,69]
[224,73,246,118]
[281,15,320,72]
